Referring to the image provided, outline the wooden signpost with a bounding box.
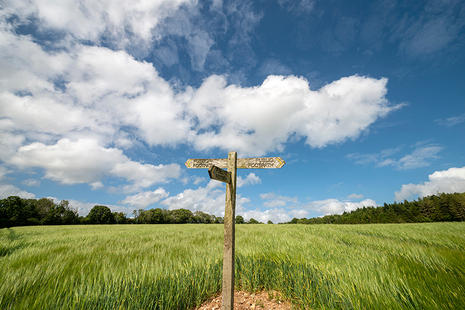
[185,152,285,310]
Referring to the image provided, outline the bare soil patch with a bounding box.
[195,290,294,310]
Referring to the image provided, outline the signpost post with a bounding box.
[185,152,285,310]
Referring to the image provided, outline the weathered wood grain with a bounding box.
[185,157,285,169]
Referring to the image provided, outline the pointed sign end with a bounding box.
[277,157,286,168]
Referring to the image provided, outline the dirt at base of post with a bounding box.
[195,290,294,310]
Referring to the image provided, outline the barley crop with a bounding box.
[1,223,464,309]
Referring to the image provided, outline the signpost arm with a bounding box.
[222,151,237,310]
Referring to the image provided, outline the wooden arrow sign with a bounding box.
[185,157,285,169]
[238,157,286,169]
[208,165,231,183]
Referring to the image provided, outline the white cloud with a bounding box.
[258,58,293,76]
[1,20,398,159]
[347,193,364,199]
[395,166,465,201]
[160,180,251,217]
[110,161,181,193]
[397,11,462,59]
[396,145,443,170]
[0,163,36,199]
[260,192,298,208]
[114,138,134,149]
[435,113,465,127]
[193,176,206,185]
[263,200,287,208]
[305,198,378,216]
[187,32,215,71]
[288,209,310,219]
[347,144,442,170]
[63,199,135,217]
[21,179,41,187]
[0,14,191,145]
[9,138,121,184]
[0,166,10,181]
[237,173,261,188]
[241,208,293,224]
[9,138,181,190]
[0,124,26,161]
[346,152,379,166]
[66,46,156,104]
[90,182,104,190]
[0,184,36,199]
[1,2,403,200]
[188,74,397,156]
[161,180,226,215]
[3,0,196,44]
[120,188,169,208]
[259,192,276,200]
[10,138,126,185]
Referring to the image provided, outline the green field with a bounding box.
[1,223,464,309]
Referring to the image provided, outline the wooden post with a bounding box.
[222,151,237,310]
[184,153,284,309]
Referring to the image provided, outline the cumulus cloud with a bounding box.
[110,161,181,193]
[160,180,250,216]
[288,209,310,219]
[60,199,135,217]
[305,198,378,216]
[0,184,36,199]
[237,173,261,188]
[90,182,104,190]
[241,208,294,224]
[236,207,311,224]
[395,166,465,201]
[120,188,169,208]
[0,166,9,181]
[10,138,125,184]
[188,74,397,155]
[4,39,395,161]
[3,0,196,45]
[2,17,398,159]
[160,181,225,215]
[1,0,403,203]
[9,138,180,190]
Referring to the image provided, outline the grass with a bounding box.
[236,223,465,309]
[0,225,223,309]
[1,223,464,309]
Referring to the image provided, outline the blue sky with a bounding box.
[1,0,464,223]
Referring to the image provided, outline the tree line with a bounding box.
[0,195,270,228]
[286,192,465,225]
[0,196,225,228]
[2,192,464,228]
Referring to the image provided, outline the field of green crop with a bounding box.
[1,223,464,309]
